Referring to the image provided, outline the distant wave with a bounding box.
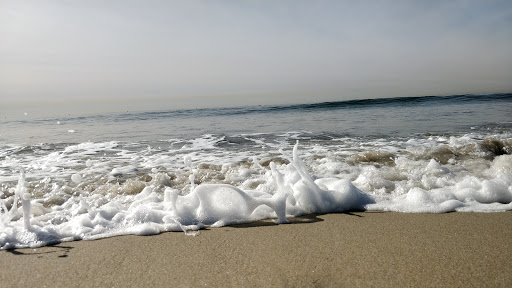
[165,92,512,118]
[16,93,512,124]
[258,92,512,111]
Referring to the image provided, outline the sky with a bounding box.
[1,0,512,113]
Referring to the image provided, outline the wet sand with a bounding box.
[1,212,511,287]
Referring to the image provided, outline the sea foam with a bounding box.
[1,136,511,249]
[0,142,373,249]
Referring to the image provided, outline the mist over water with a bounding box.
[1,94,511,249]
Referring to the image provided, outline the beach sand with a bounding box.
[1,211,511,287]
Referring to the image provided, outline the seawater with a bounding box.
[1,94,511,249]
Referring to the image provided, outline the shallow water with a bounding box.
[1,93,511,249]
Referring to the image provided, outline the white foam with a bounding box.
[0,143,371,248]
[1,134,511,249]
[71,174,82,184]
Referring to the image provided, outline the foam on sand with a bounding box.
[1,138,511,249]
[1,142,371,248]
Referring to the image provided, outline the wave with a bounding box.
[130,93,512,120]
[4,93,510,129]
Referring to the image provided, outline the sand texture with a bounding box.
[1,212,511,287]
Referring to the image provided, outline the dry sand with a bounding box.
[1,211,511,287]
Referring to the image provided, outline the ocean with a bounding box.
[1,93,511,249]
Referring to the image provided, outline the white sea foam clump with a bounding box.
[366,154,512,213]
[0,143,372,249]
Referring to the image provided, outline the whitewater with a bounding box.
[1,94,511,249]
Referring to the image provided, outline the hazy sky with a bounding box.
[1,0,511,112]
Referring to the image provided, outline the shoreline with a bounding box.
[1,211,511,287]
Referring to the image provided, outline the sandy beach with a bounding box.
[1,211,511,287]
